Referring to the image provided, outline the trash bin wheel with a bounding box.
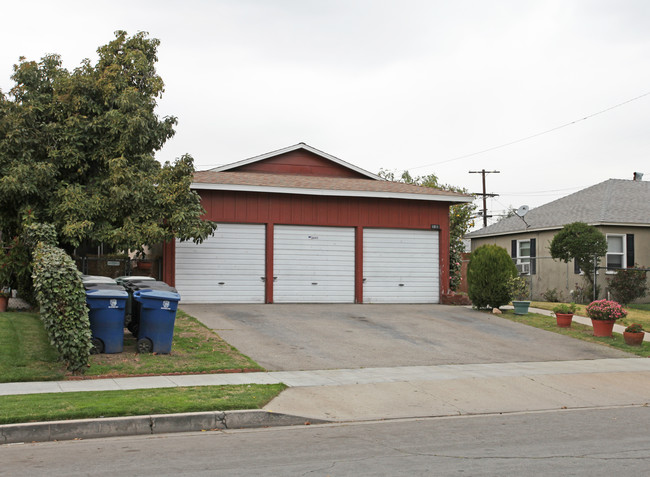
[90,337,105,354]
[137,338,153,354]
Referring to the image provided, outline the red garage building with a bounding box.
[162,143,471,304]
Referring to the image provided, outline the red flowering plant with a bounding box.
[585,299,628,321]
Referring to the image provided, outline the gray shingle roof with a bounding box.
[467,179,650,238]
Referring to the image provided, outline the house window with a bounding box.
[606,234,626,271]
[517,240,531,274]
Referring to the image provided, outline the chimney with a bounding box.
[633,172,644,181]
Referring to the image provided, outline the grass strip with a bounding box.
[0,384,286,424]
[500,309,650,358]
[0,311,263,383]
[0,312,65,382]
[86,311,264,377]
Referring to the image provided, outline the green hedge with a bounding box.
[32,242,91,372]
[468,244,518,309]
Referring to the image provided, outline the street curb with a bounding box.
[0,410,330,445]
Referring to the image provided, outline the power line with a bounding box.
[408,90,650,170]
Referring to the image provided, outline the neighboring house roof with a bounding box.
[193,171,472,203]
[467,178,650,238]
[209,142,382,180]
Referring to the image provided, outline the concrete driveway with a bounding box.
[180,304,632,371]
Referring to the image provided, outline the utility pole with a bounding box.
[469,169,500,227]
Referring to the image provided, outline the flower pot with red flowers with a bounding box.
[585,299,627,337]
[552,302,577,328]
[623,323,645,346]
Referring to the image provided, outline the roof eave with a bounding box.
[468,221,650,239]
[191,183,473,203]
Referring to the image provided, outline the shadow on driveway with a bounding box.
[180,304,632,371]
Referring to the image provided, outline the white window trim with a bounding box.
[606,234,626,274]
[516,239,531,275]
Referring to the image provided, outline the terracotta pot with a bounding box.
[591,319,616,337]
[0,295,7,312]
[555,313,573,328]
[623,331,645,346]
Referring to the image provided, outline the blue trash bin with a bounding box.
[120,280,177,338]
[85,287,128,354]
[133,289,181,354]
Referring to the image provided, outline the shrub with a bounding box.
[467,244,518,309]
[32,242,92,372]
[543,288,563,303]
[552,302,577,315]
[585,299,627,321]
[607,265,648,305]
[509,276,530,301]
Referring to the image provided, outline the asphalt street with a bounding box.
[3,407,649,476]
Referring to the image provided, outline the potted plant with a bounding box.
[552,302,577,328]
[509,276,531,315]
[585,299,627,337]
[623,323,645,346]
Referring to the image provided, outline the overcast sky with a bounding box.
[2,1,649,225]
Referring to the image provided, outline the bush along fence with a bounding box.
[32,240,92,373]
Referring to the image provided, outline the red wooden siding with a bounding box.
[231,150,370,178]
[164,189,453,301]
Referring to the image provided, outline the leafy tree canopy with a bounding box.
[549,222,607,270]
[0,31,216,252]
[377,169,476,291]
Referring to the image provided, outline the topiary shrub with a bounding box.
[32,242,92,372]
[468,244,518,309]
[607,265,648,305]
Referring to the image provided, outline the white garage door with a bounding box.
[274,225,355,303]
[363,228,439,304]
[175,223,266,303]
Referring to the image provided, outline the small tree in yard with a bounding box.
[549,222,607,301]
[467,244,518,309]
[608,265,648,305]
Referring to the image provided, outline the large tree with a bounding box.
[377,169,476,292]
[0,31,216,252]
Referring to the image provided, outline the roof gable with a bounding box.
[210,143,381,180]
[467,179,650,238]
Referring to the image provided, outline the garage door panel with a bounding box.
[175,223,265,303]
[363,229,439,304]
[274,225,355,303]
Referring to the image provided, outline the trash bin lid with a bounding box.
[85,288,129,299]
[133,289,181,302]
[116,276,156,283]
[83,283,126,291]
[126,280,177,293]
[82,275,117,284]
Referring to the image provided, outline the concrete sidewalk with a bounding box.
[2,358,650,444]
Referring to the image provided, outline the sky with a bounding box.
[2,0,649,226]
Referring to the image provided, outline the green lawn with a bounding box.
[500,308,650,358]
[0,310,284,425]
[0,312,66,382]
[530,301,650,330]
[0,310,263,383]
[0,384,286,424]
